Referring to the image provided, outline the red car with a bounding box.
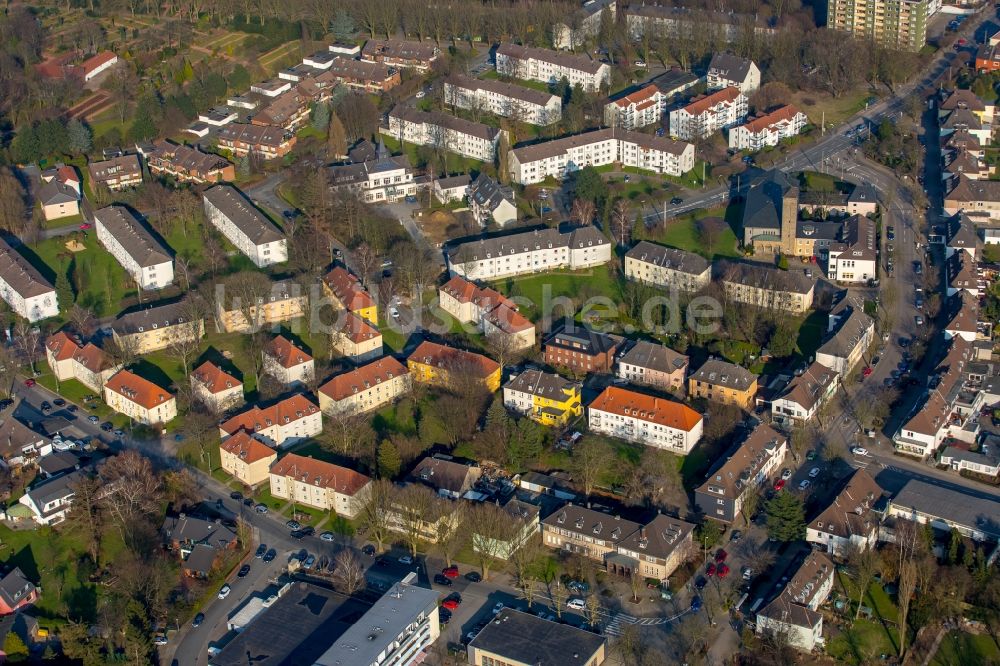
[718,563,730,579]
[441,599,459,610]
[442,566,459,579]
[773,479,786,491]
[23,379,35,387]
[715,549,728,563]
[706,563,716,577]
[862,366,873,378]
[79,222,92,230]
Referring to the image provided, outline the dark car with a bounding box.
[67,404,78,412]
[670,197,683,205]
[255,544,267,559]
[691,596,702,612]
[695,576,707,590]
[362,544,376,557]
[230,491,243,501]
[729,530,742,543]
[300,526,315,536]
[465,571,482,582]
[53,398,66,407]
[192,613,205,628]
[100,421,114,431]
[40,401,51,412]
[243,497,255,507]
[290,530,306,540]
[263,549,276,562]
[439,608,452,625]
[237,565,251,578]
[433,574,453,586]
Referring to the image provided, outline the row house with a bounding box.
[327,142,417,204]
[438,274,535,351]
[508,127,694,184]
[495,43,611,92]
[88,154,142,190]
[322,265,377,324]
[406,340,501,392]
[695,423,788,523]
[624,241,711,292]
[191,360,244,414]
[250,77,290,97]
[0,239,57,322]
[826,214,878,283]
[717,261,816,314]
[944,175,1000,221]
[941,434,1000,479]
[142,140,234,184]
[110,300,204,354]
[806,469,884,556]
[215,123,296,160]
[103,369,177,425]
[706,53,761,94]
[269,453,372,518]
[946,248,979,297]
[943,148,995,181]
[251,88,313,133]
[444,74,562,126]
[940,88,994,126]
[446,225,611,281]
[220,394,322,449]
[541,503,695,582]
[203,185,288,267]
[543,324,623,374]
[468,174,517,228]
[756,552,835,652]
[771,361,839,427]
[318,356,411,417]
[502,368,582,427]
[94,205,174,291]
[263,335,314,387]
[322,56,400,92]
[728,105,808,152]
[219,430,276,487]
[361,38,440,71]
[616,340,689,393]
[815,301,875,377]
[588,385,704,454]
[688,357,758,409]
[330,311,383,362]
[668,86,748,140]
[383,107,503,162]
[45,332,120,393]
[214,278,307,333]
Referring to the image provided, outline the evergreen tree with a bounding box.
[330,10,356,42]
[35,119,69,158]
[765,491,806,542]
[948,528,962,565]
[9,126,40,164]
[3,631,28,662]
[631,212,647,242]
[776,254,789,270]
[237,153,251,177]
[312,102,331,132]
[66,119,92,155]
[377,440,401,479]
[227,65,252,93]
[55,262,74,311]
[328,113,348,158]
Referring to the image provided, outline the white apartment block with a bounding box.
[728,105,808,152]
[587,386,704,455]
[94,206,174,291]
[219,394,323,449]
[383,107,502,162]
[604,84,667,130]
[444,74,561,126]
[269,453,372,518]
[0,238,58,322]
[624,241,712,292]
[318,356,412,417]
[508,128,694,185]
[706,53,761,95]
[669,86,748,141]
[495,43,611,92]
[327,143,417,204]
[446,226,611,281]
[202,185,288,268]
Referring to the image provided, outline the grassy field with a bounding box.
[480,69,551,93]
[380,135,486,178]
[931,631,1000,666]
[490,263,620,321]
[789,89,870,127]
[827,571,904,663]
[645,205,741,260]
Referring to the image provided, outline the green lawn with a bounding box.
[827,618,901,665]
[491,263,620,320]
[647,208,741,260]
[42,212,85,230]
[480,69,551,93]
[931,631,1000,666]
[371,398,418,437]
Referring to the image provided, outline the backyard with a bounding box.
[826,571,908,664]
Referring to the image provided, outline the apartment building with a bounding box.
[470,499,539,560]
[541,504,642,562]
[508,127,695,184]
[624,241,711,292]
[214,278,307,333]
[888,479,1000,542]
[728,105,808,151]
[263,335,314,387]
[383,107,502,162]
[816,301,875,377]
[330,311,383,362]
[806,469,884,556]
[269,453,371,518]
[826,0,929,52]
[327,142,417,204]
[616,340,689,393]
[771,361,839,427]
[320,56,401,92]
[756,552,835,652]
[469,609,607,666]
[361,38,440,71]
[588,385,704,454]
[826,214,878,283]
[706,53,761,94]
[433,174,470,203]
[503,368,583,427]
[45,331,120,393]
[697,423,789,525]
[88,154,143,190]
[110,300,204,354]
[203,185,287,267]
[215,123,296,159]
[444,74,561,126]
[318,356,411,417]
[143,140,234,184]
[688,358,758,409]
[446,225,611,280]
[543,325,623,374]
[103,369,177,425]
[322,265,377,325]
[604,84,668,130]
[668,87,748,140]
[94,205,174,291]
[407,341,501,392]
[220,394,323,449]
[482,303,536,351]
[191,361,244,413]
[496,43,611,92]
[438,274,535,351]
[626,5,772,42]
[468,174,518,228]
[552,0,617,50]
[0,238,58,322]
[717,262,816,314]
[219,430,277,487]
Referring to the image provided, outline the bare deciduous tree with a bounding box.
[333,549,366,596]
[470,502,518,581]
[358,478,394,553]
[395,484,438,558]
[100,450,163,549]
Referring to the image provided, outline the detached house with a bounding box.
[616,340,689,393]
[807,469,884,556]
[408,456,482,499]
[706,53,760,94]
[318,356,411,417]
[219,394,322,449]
[588,385,704,454]
[468,174,518,228]
[756,552,835,652]
[669,87,748,140]
[695,424,788,523]
[94,205,174,291]
[0,238,58,322]
[0,415,51,469]
[162,513,239,578]
[0,569,38,616]
[103,370,177,425]
[17,467,89,525]
[191,361,244,413]
[36,167,80,222]
[503,368,583,427]
[269,453,372,518]
[263,335,314,387]
[771,361,839,427]
[202,185,288,267]
[219,430,277,487]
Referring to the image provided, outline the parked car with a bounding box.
[399,555,414,565]
[238,564,251,577]
[362,544,376,557]
[915,315,925,326]
[218,584,231,599]
[192,613,205,628]
[852,447,870,456]
[320,531,335,542]
[781,468,792,480]
[286,520,301,530]
[23,379,34,388]
[730,530,742,543]
[715,549,728,563]
[706,563,717,577]
[799,479,811,490]
[773,479,786,491]
[808,467,821,478]
[690,596,702,612]
[492,602,505,614]
[443,566,459,578]
[255,544,266,558]
[255,504,268,514]
[433,574,453,586]
[566,598,586,611]
[695,576,707,590]
[40,401,51,412]
[304,555,316,568]
[53,398,66,406]
[100,421,113,431]
[88,415,99,423]
[465,571,482,582]
[742,567,754,580]
[263,548,276,562]
[153,635,168,646]
[670,197,683,205]
[718,564,730,578]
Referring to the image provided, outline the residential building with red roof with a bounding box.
[263,336,315,387]
[407,341,502,392]
[269,453,372,517]
[219,394,322,449]
[191,361,244,414]
[587,385,703,454]
[322,265,377,324]
[318,356,411,417]
[728,105,808,152]
[103,370,177,425]
[331,312,383,362]
[45,332,121,393]
[604,83,667,130]
[219,430,277,487]
[668,86,748,140]
[438,275,535,351]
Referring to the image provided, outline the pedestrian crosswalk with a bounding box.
[603,612,637,636]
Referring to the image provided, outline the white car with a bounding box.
[389,307,400,319]
[808,467,821,478]
[566,598,586,610]
[852,447,870,457]
[798,479,811,491]
[218,584,231,599]
[742,567,754,581]
[634,60,646,68]
[415,91,425,99]
[781,468,792,481]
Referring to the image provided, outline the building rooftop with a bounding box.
[717,261,815,295]
[617,513,695,561]
[497,42,605,75]
[408,456,480,495]
[220,394,320,437]
[618,340,689,375]
[104,370,172,410]
[542,502,641,543]
[808,468,883,539]
[504,368,579,401]
[469,608,607,665]
[708,53,756,84]
[0,237,55,299]
[589,385,702,432]
[448,73,558,107]
[510,127,689,164]
[468,174,516,214]
[319,356,409,402]
[681,86,743,116]
[265,335,313,369]
[408,341,500,379]
[740,105,803,134]
[362,38,440,63]
[890,478,1000,539]
[192,361,241,395]
[111,299,197,336]
[698,423,787,501]
[94,205,171,268]
[447,225,608,266]
[389,106,501,142]
[817,304,874,360]
[216,123,292,148]
[626,240,710,275]
[324,265,376,312]
[219,430,275,465]
[203,185,285,244]
[162,513,238,550]
[269,453,371,496]
[690,358,757,391]
[546,324,623,356]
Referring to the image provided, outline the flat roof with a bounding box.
[891,479,1000,538]
[469,608,606,664]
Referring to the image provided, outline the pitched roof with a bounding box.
[741,170,794,232]
[690,358,757,391]
[717,261,815,295]
[389,106,500,142]
[265,335,313,368]
[504,368,578,400]
[496,42,605,75]
[219,430,276,465]
[483,303,534,334]
[407,341,500,378]
[680,86,743,116]
[46,331,80,362]
[447,73,558,107]
[542,503,641,541]
[948,214,979,250]
[37,178,78,205]
[545,324,623,356]
[440,274,514,311]
[216,123,292,149]
[408,456,480,494]
[220,394,320,436]
[334,311,381,344]
[891,479,1000,539]
[778,361,836,411]
[162,513,238,550]
[808,468,883,539]
[625,241,710,275]
[510,127,690,164]
[739,105,804,134]
[319,356,409,401]
[147,140,232,175]
[269,453,371,496]
[73,343,114,374]
[362,38,439,63]
[941,88,987,112]
[81,51,117,74]
[697,423,786,500]
[469,608,607,665]
[901,337,974,436]
[469,174,515,213]
[447,226,609,265]
[649,69,699,94]
[589,385,702,432]
[817,304,874,359]
[0,237,56,299]
[0,568,35,610]
[617,514,696,560]
[104,370,173,410]
[708,53,755,83]
[192,361,242,394]
[203,185,285,244]
[88,154,141,182]
[94,205,171,267]
[323,266,375,312]
[610,83,661,109]
[618,340,689,375]
[112,300,197,336]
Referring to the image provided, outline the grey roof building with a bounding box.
[888,478,1000,541]
[110,300,197,336]
[0,568,36,612]
[94,205,171,268]
[468,608,607,666]
[468,174,517,228]
[202,185,284,244]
